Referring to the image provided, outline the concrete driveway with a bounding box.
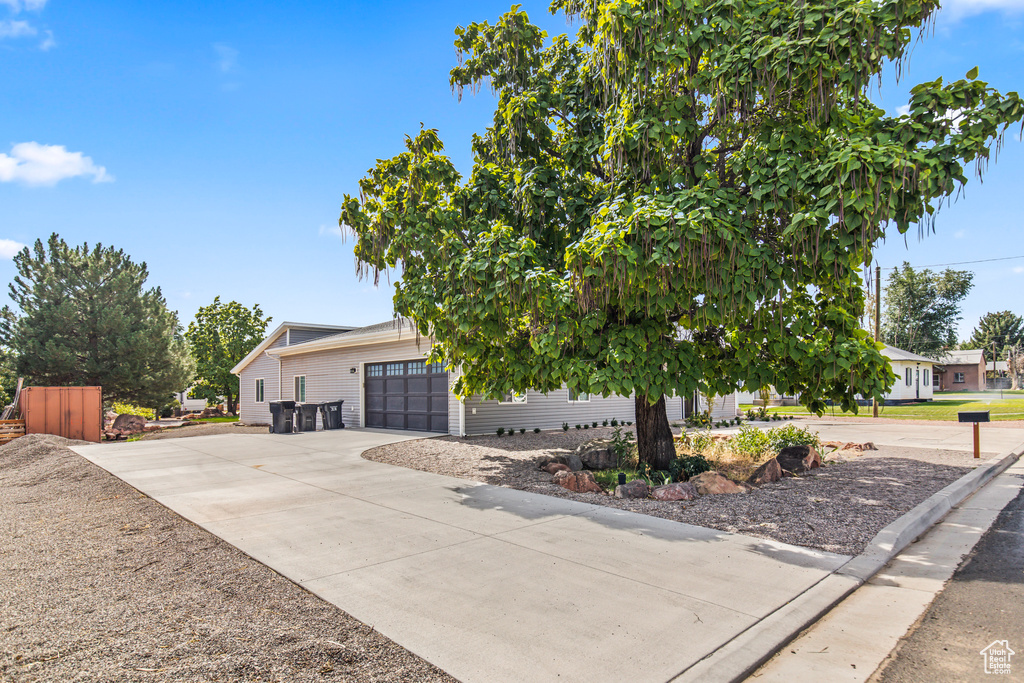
[73,429,849,683]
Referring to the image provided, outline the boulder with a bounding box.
[552,470,604,494]
[690,471,744,495]
[199,407,224,419]
[537,454,583,472]
[544,462,571,475]
[747,458,783,486]
[651,482,698,501]
[111,414,147,435]
[776,445,822,474]
[576,439,617,470]
[841,441,877,452]
[614,479,650,499]
[537,454,567,470]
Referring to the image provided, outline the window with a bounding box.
[386,363,404,376]
[294,375,306,402]
[923,369,929,386]
[500,391,528,404]
[906,368,912,387]
[255,378,265,403]
[408,361,427,375]
[568,388,590,403]
[367,364,383,377]
[427,361,445,374]
[954,372,965,384]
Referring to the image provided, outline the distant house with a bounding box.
[233,318,738,435]
[934,349,987,392]
[880,345,936,402]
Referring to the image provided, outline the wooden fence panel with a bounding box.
[20,386,102,443]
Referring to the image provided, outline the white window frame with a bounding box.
[922,369,929,386]
[954,372,965,384]
[294,375,306,402]
[568,388,590,403]
[905,368,912,387]
[255,378,265,404]
[499,391,528,405]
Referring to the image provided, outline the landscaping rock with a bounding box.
[776,445,822,474]
[537,454,567,470]
[690,471,744,495]
[543,462,571,475]
[747,458,783,486]
[576,439,617,470]
[552,470,604,494]
[614,479,650,499]
[651,482,698,501]
[199,407,224,419]
[110,414,146,435]
[538,454,582,472]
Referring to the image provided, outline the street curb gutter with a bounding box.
[670,442,1024,683]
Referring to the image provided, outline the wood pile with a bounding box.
[0,419,26,445]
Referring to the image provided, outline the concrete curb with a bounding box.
[670,442,1024,683]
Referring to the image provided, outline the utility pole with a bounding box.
[874,264,881,418]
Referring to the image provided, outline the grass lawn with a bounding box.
[740,399,1024,422]
[191,416,239,423]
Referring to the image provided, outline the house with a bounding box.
[232,318,738,435]
[933,349,987,392]
[880,345,936,402]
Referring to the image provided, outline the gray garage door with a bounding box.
[365,360,448,433]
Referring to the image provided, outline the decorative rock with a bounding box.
[576,439,617,470]
[690,471,744,495]
[776,446,822,474]
[614,479,650,499]
[537,455,567,470]
[111,414,146,435]
[651,482,698,501]
[552,470,604,494]
[563,454,584,471]
[747,458,782,486]
[544,462,571,475]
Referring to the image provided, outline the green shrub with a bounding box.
[592,421,598,428]
[519,428,526,434]
[110,402,155,421]
[610,418,618,427]
[533,427,541,434]
[688,430,715,454]
[765,424,820,451]
[609,426,636,465]
[626,421,633,426]
[669,454,712,482]
[583,424,589,429]
[562,422,569,431]
[575,424,581,430]
[728,425,771,457]
[496,427,505,436]
[602,419,609,427]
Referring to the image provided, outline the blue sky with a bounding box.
[2,0,1022,342]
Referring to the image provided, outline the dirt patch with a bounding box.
[0,434,455,683]
[139,423,269,440]
[363,429,975,556]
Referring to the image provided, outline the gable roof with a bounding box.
[230,322,356,375]
[881,345,938,364]
[271,318,422,357]
[938,349,985,365]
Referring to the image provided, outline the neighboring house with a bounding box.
[880,345,936,402]
[174,387,211,413]
[233,318,737,435]
[934,349,987,392]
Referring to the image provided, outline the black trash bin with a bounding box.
[269,401,296,434]
[294,403,319,432]
[319,400,345,430]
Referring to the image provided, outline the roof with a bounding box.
[269,318,423,357]
[937,349,985,365]
[989,360,1009,372]
[881,345,938,364]
[229,321,357,375]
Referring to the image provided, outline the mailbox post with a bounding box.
[958,411,990,459]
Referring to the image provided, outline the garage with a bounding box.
[364,360,448,433]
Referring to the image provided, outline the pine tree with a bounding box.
[0,234,194,407]
[966,311,1024,357]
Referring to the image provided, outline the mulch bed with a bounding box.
[0,434,455,683]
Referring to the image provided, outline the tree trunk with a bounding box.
[227,391,237,416]
[635,395,676,470]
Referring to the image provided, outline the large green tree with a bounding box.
[965,310,1023,358]
[0,234,194,407]
[342,1,1023,468]
[881,263,973,356]
[185,297,270,415]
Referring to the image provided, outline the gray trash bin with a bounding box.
[319,400,345,430]
[269,401,296,433]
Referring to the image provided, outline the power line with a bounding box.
[879,254,1024,270]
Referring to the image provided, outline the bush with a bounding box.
[669,454,712,482]
[583,424,589,429]
[533,427,541,434]
[592,421,598,428]
[575,424,582,430]
[687,430,715,454]
[602,419,609,427]
[765,423,820,451]
[609,426,636,465]
[626,421,633,426]
[110,402,155,421]
[728,425,772,457]
[562,422,569,431]
[496,427,505,436]
[520,428,526,434]
[610,418,618,427]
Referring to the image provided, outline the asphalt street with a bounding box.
[873,481,1024,682]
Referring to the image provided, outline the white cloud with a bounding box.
[0,239,26,259]
[319,224,343,238]
[941,0,1024,20]
[213,43,238,73]
[0,142,112,187]
[1015,266,1024,274]
[895,104,911,117]
[0,19,35,37]
[954,229,967,239]
[38,28,53,50]
[0,0,48,12]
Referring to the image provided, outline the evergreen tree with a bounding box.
[186,297,270,415]
[966,311,1024,357]
[0,234,194,407]
[881,263,973,356]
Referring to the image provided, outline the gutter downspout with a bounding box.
[264,350,283,401]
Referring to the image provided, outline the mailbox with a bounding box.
[958,411,990,423]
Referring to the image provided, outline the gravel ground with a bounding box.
[363,428,975,556]
[139,423,269,440]
[0,434,455,683]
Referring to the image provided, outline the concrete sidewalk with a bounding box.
[73,430,848,683]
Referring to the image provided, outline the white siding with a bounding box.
[886,360,933,402]
[238,329,287,425]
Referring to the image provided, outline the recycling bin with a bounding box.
[294,403,320,432]
[319,400,345,430]
[268,401,296,434]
